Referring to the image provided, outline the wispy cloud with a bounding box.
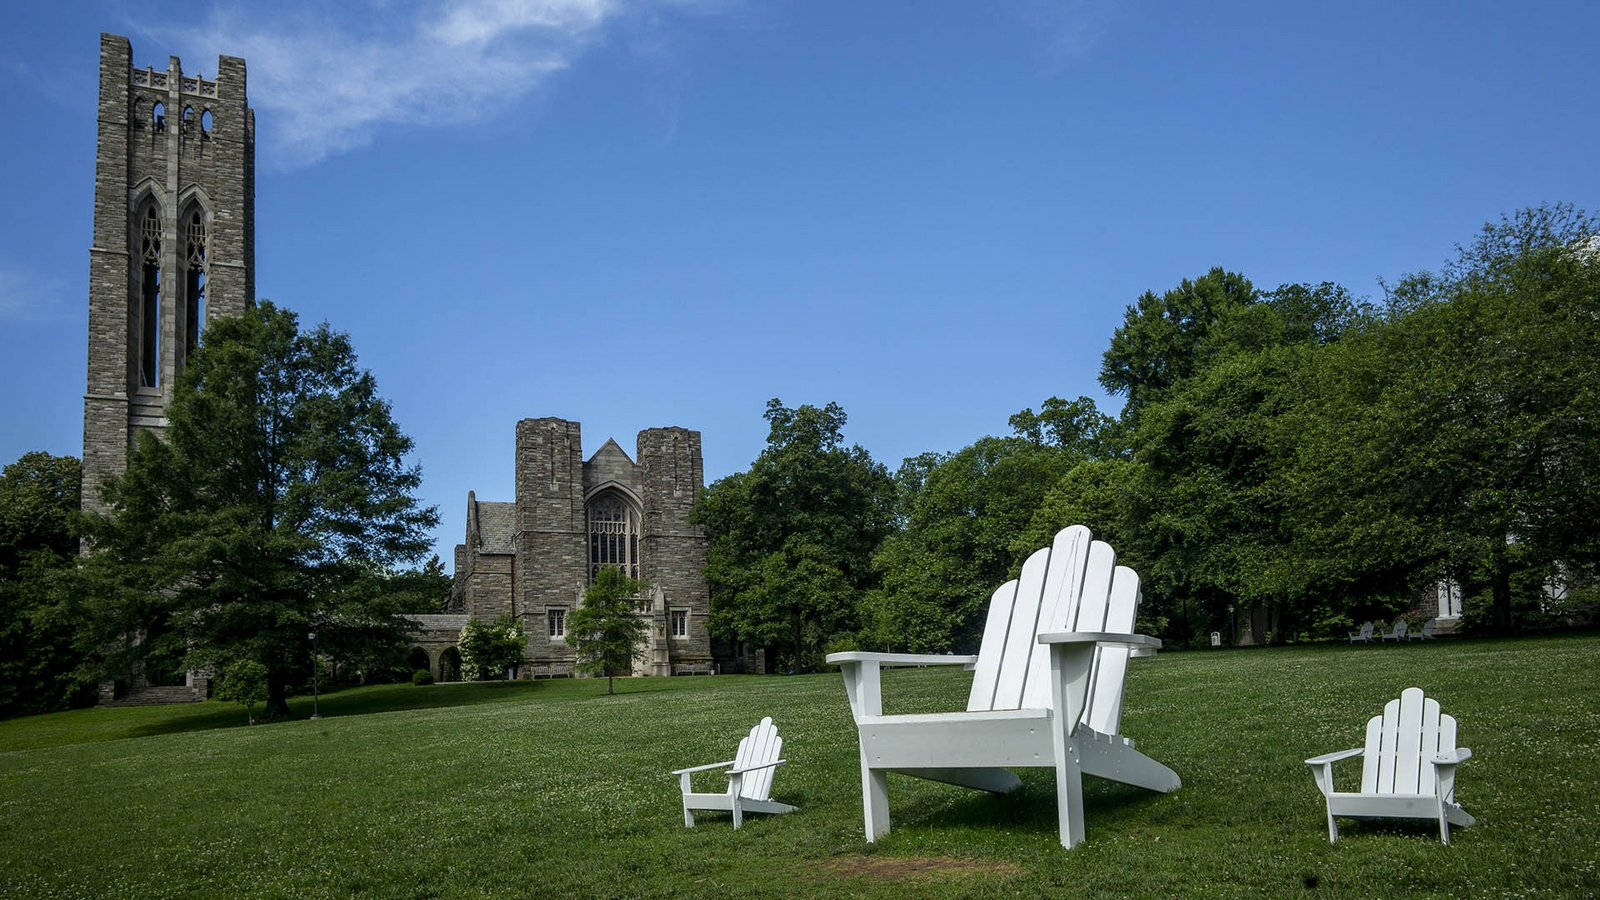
[147,0,719,169]
[1014,0,1120,64]
[0,261,74,324]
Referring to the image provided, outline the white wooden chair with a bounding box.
[826,525,1179,849]
[1305,687,1475,844]
[670,717,797,829]
[1378,618,1409,642]
[1407,618,1437,641]
[1347,622,1374,644]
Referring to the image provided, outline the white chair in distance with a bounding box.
[671,717,796,829]
[1305,687,1475,844]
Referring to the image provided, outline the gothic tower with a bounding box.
[81,34,254,514]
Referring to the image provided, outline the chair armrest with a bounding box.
[1037,631,1163,651]
[670,759,736,776]
[728,758,787,776]
[1305,747,1364,766]
[1432,748,1471,766]
[825,652,978,667]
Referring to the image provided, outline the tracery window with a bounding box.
[182,209,206,356]
[137,203,162,388]
[587,491,640,581]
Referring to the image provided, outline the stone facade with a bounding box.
[81,34,254,517]
[441,419,714,678]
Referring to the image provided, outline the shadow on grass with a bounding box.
[3,675,722,753]
[894,775,1168,840]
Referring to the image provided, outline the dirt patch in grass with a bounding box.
[813,855,1024,882]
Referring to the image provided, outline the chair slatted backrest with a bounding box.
[1359,622,1374,640]
[732,717,783,801]
[1359,688,1458,797]
[965,526,1141,733]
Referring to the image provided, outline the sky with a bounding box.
[3,0,1597,570]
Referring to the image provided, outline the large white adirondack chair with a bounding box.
[1379,618,1409,642]
[1407,618,1438,641]
[1305,687,1475,844]
[826,525,1179,849]
[1347,622,1374,644]
[671,717,797,829]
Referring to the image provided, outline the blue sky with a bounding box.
[3,1,1597,569]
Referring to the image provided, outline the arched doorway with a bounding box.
[439,646,462,683]
[405,646,430,678]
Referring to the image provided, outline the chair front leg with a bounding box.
[679,772,695,827]
[729,773,745,830]
[1047,642,1095,848]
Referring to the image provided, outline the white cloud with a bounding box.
[1015,0,1119,63]
[0,262,72,323]
[148,0,709,168]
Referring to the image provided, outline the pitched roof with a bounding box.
[473,500,516,554]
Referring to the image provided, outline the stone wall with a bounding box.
[82,33,254,517]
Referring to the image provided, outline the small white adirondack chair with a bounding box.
[1379,618,1409,642]
[671,717,796,829]
[1348,622,1374,644]
[1305,687,1475,844]
[1407,618,1438,641]
[826,525,1179,849]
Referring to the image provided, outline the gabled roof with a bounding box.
[587,437,635,466]
[473,500,516,554]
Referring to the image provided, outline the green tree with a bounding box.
[386,555,452,614]
[0,452,91,717]
[694,400,895,672]
[1098,268,1258,423]
[1288,205,1600,631]
[457,614,527,680]
[215,658,268,725]
[81,301,438,717]
[868,397,1114,652]
[567,567,648,694]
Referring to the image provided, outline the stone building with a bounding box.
[436,419,715,678]
[82,35,254,704]
[81,34,254,518]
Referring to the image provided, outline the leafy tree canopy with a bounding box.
[80,301,438,717]
[694,399,894,671]
[0,452,90,717]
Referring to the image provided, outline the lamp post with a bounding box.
[308,630,321,720]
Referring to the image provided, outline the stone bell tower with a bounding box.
[81,33,254,513]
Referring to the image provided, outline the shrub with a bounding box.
[411,668,434,686]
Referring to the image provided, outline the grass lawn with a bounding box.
[2,634,1597,897]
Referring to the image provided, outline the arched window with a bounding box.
[137,203,162,388]
[587,491,640,581]
[182,208,206,357]
[152,101,165,131]
[201,109,214,135]
[181,105,195,132]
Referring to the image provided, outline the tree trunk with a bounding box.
[1491,540,1514,632]
[607,674,614,695]
[265,672,291,720]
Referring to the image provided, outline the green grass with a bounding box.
[2,634,1597,897]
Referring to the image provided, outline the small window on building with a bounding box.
[201,109,214,135]
[182,105,195,131]
[548,608,567,640]
[152,101,165,130]
[670,608,688,639]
